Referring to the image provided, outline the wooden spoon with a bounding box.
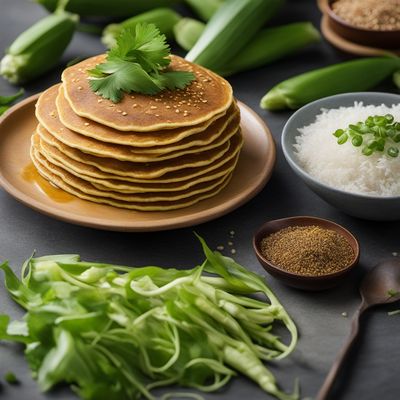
[316,259,400,400]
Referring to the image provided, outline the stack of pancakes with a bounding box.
[32,55,242,211]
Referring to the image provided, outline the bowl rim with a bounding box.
[325,0,400,35]
[281,91,400,201]
[252,215,360,281]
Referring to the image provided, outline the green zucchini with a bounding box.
[102,8,181,48]
[260,57,400,110]
[35,0,182,17]
[186,0,285,71]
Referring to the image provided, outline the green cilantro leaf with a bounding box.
[88,23,195,103]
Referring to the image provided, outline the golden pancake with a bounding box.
[37,111,240,162]
[57,85,238,149]
[92,155,237,193]
[36,129,236,179]
[34,132,242,189]
[39,85,237,150]
[61,55,233,131]
[35,135,239,194]
[33,147,231,202]
[31,147,233,211]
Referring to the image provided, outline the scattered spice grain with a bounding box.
[332,0,400,31]
[260,225,354,276]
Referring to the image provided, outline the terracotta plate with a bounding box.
[0,94,275,231]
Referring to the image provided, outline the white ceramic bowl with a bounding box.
[282,92,400,221]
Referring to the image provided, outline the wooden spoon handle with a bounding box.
[316,302,367,400]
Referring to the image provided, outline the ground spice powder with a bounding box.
[261,225,354,276]
[332,0,400,31]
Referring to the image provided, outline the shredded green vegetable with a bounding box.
[0,236,298,400]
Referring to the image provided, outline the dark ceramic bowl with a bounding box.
[321,0,400,49]
[253,216,360,290]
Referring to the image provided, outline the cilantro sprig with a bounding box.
[87,23,195,103]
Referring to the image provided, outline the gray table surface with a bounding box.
[0,1,399,399]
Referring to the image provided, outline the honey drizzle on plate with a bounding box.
[22,163,74,203]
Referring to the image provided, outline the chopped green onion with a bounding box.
[365,116,374,127]
[349,124,361,133]
[362,146,374,156]
[333,128,344,137]
[334,113,399,157]
[385,114,394,123]
[376,138,385,151]
[387,128,396,138]
[351,135,363,147]
[337,133,348,144]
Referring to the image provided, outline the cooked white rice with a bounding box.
[294,102,400,197]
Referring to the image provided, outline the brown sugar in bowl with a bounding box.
[253,216,360,290]
[320,0,400,50]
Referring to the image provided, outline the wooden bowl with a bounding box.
[253,216,360,290]
[320,0,400,50]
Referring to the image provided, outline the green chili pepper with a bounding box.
[260,57,400,110]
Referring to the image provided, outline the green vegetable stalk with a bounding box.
[260,56,400,111]
[186,0,285,71]
[174,18,206,52]
[217,22,321,76]
[0,236,298,400]
[184,0,225,21]
[177,21,320,76]
[102,8,182,49]
[35,0,182,17]
[0,11,78,84]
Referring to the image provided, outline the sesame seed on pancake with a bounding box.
[61,55,233,132]
[38,85,237,152]
[57,85,237,149]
